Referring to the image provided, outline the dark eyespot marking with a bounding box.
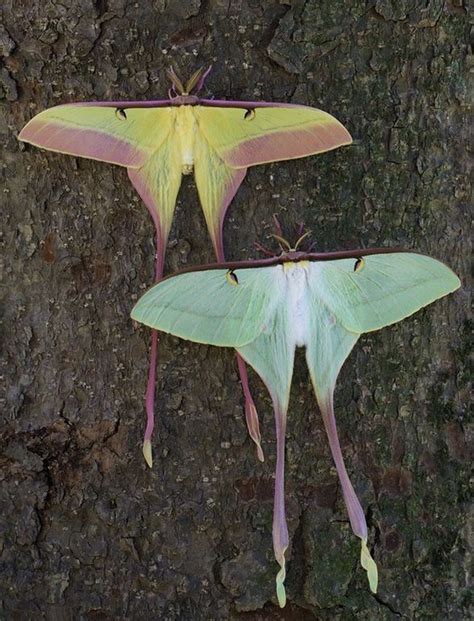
[244,108,256,120]
[115,108,127,120]
[354,257,365,272]
[226,270,239,286]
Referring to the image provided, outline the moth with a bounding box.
[19,67,352,466]
[130,244,460,606]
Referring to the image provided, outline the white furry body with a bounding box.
[283,262,311,348]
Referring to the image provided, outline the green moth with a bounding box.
[131,245,460,606]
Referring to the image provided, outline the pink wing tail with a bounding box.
[128,145,182,467]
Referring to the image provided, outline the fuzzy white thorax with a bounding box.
[284,262,311,348]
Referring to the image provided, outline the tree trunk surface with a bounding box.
[1,1,470,619]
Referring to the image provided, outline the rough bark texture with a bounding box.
[1,1,471,619]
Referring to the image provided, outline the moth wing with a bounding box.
[303,296,376,593]
[193,133,246,259]
[127,133,183,258]
[196,103,351,168]
[19,102,174,168]
[237,303,295,411]
[131,266,285,348]
[308,253,460,334]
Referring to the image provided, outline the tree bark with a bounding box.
[1,1,470,619]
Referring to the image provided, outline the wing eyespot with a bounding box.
[226,270,239,286]
[244,108,256,120]
[115,108,127,120]
[354,257,365,273]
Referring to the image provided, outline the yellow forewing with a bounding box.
[195,105,352,168]
[19,104,174,168]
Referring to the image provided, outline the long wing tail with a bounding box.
[305,298,378,592]
[317,393,378,593]
[194,134,264,460]
[238,306,295,607]
[128,140,182,467]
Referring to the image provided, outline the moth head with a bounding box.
[166,66,212,97]
[254,215,314,258]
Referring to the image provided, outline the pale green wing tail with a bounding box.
[303,298,377,591]
[196,105,351,168]
[238,303,295,608]
[309,253,461,334]
[19,104,174,168]
[131,266,285,348]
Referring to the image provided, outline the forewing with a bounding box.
[308,253,461,334]
[196,104,351,168]
[19,103,175,168]
[131,266,285,348]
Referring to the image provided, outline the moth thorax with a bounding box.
[285,264,310,347]
[176,106,197,174]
